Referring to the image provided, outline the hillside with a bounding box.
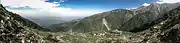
[48,3,180,43]
[0,4,63,43]
[1,2,180,43]
[51,3,180,32]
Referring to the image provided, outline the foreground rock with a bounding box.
[0,4,64,43]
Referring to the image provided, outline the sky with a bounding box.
[1,0,180,17]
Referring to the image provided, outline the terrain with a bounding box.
[1,2,180,43]
[51,3,180,32]
[0,4,63,43]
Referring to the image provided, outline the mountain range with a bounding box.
[1,2,180,43]
[50,3,180,32]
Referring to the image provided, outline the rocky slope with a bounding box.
[51,3,180,32]
[133,5,180,43]
[58,3,180,43]
[52,9,135,32]
[121,3,180,32]
[48,6,180,43]
[0,4,133,43]
[0,4,63,43]
[1,2,180,43]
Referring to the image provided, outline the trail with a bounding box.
[102,18,111,31]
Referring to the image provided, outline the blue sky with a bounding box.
[2,0,179,17]
[48,0,157,9]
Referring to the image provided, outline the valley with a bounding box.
[1,2,180,43]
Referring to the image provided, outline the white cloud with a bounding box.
[7,8,103,17]
[48,8,102,16]
[142,3,150,6]
[2,0,103,17]
[2,0,61,9]
[157,0,180,4]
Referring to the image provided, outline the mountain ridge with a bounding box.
[50,3,180,32]
[2,2,180,43]
[0,4,63,43]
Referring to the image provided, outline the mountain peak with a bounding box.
[51,3,180,32]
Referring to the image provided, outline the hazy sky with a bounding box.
[1,0,180,17]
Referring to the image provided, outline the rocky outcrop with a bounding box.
[0,4,63,43]
[132,5,180,43]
